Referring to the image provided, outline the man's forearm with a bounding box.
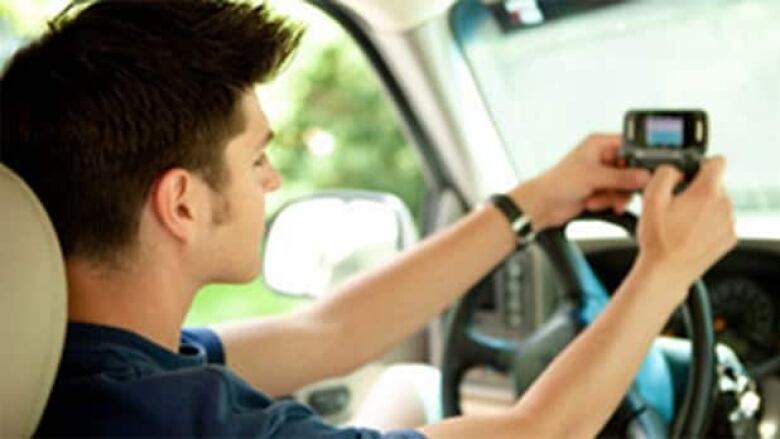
[315,201,520,375]
[215,135,666,396]
[508,257,685,437]
[420,258,686,439]
[214,201,521,396]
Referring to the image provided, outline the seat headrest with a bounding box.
[0,163,67,437]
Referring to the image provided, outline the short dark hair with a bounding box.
[1,0,302,263]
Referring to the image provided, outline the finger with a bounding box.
[600,142,620,165]
[587,133,622,145]
[590,167,652,191]
[585,133,622,157]
[643,165,683,211]
[685,156,727,196]
[612,193,632,214]
[584,191,631,212]
[584,194,614,211]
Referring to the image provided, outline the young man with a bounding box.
[0,1,736,437]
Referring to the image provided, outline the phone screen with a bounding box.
[646,116,684,148]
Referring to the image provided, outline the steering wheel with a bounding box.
[441,211,717,438]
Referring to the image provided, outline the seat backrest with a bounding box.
[0,163,67,437]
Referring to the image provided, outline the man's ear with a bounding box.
[150,169,204,242]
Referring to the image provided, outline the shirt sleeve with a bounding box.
[191,368,427,438]
[178,330,427,439]
[181,326,225,364]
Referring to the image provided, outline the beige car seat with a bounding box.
[0,163,67,437]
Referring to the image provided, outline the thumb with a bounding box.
[643,165,683,213]
[684,156,726,197]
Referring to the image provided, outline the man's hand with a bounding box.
[510,134,651,230]
[636,157,737,303]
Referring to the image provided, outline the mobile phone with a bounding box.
[621,109,708,180]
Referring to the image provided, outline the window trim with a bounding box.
[306,0,469,233]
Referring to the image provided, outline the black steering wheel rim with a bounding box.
[441,211,716,438]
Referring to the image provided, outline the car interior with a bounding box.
[0,163,67,437]
[1,0,779,438]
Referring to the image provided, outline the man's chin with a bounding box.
[211,263,262,285]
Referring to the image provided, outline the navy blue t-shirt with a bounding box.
[36,322,426,438]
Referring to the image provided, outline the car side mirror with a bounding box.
[263,191,418,299]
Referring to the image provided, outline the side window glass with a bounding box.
[0,1,426,326]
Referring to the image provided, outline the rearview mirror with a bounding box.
[263,191,418,299]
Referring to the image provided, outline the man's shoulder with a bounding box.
[36,322,426,438]
[38,350,303,436]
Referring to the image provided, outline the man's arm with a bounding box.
[212,193,538,396]
[417,258,693,438]
[212,134,651,396]
[420,158,736,437]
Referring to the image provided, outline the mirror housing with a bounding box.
[263,191,418,299]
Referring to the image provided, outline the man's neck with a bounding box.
[65,257,198,352]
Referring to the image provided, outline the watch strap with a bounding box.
[489,193,536,245]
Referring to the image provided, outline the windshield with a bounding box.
[454,0,780,235]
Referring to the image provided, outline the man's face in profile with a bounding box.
[199,90,281,284]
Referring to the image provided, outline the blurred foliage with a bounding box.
[1,1,425,325]
[0,0,66,34]
[264,43,425,217]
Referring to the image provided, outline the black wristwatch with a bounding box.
[489,193,536,245]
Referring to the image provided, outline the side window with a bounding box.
[1,1,66,59]
[0,1,426,325]
[188,3,425,325]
